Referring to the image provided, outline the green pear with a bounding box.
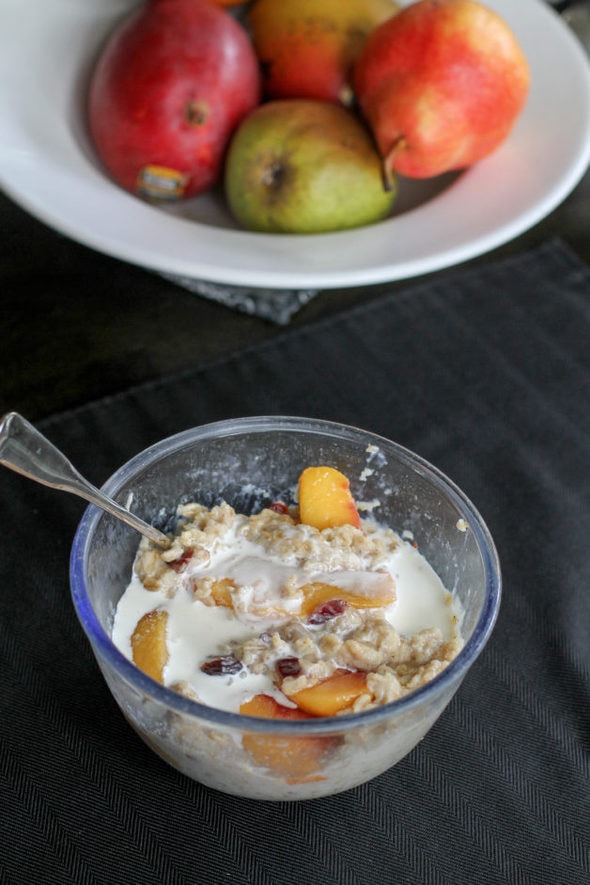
[223,99,396,234]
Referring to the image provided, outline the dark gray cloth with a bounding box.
[1,239,589,884]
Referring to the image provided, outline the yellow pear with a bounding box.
[224,100,396,234]
[248,0,399,106]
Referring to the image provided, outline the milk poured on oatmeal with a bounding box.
[113,501,463,715]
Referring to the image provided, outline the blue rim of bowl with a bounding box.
[70,416,502,736]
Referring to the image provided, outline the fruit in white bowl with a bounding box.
[87,0,261,201]
[354,0,530,181]
[224,99,396,233]
[247,0,400,106]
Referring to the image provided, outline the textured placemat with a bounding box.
[159,271,320,324]
[1,238,589,884]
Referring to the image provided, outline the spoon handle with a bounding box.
[0,412,170,548]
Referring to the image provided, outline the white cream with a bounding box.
[112,523,459,713]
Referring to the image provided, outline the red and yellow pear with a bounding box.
[354,0,530,181]
[248,0,400,106]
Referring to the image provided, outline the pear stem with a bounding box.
[382,136,405,192]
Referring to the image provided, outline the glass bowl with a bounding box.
[70,416,501,800]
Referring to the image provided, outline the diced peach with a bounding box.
[299,579,395,617]
[130,609,169,683]
[298,466,361,531]
[210,577,235,608]
[288,670,370,717]
[240,693,311,721]
[240,693,337,782]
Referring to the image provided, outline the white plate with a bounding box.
[1,0,590,289]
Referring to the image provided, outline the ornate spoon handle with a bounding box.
[0,411,170,548]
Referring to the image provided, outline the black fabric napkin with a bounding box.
[1,239,589,885]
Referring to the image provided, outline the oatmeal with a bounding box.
[112,494,463,719]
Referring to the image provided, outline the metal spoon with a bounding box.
[0,411,170,548]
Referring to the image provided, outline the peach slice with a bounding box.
[130,609,169,683]
[299,578,395,617]
[240,693,337,782]
[210,577,235,608]
[298,465,361,531]
[288,670,370,716]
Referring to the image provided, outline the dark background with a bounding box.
[3,148,590,422]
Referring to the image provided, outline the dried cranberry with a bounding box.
[269,501,289,514]
[200,655,243,676]
[276,657,302,679]
[168,547,194,573]
[308,599,347,624]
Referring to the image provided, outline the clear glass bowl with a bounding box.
[70,416,501,800]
